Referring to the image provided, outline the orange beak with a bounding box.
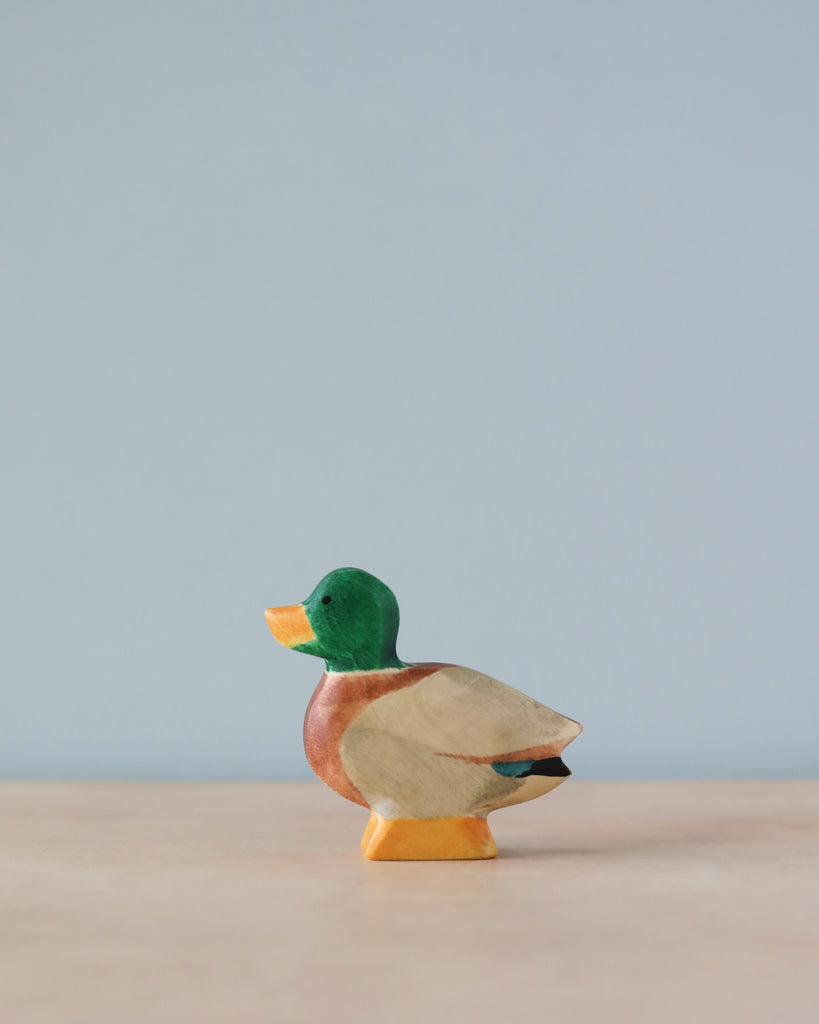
[265,604,316,648]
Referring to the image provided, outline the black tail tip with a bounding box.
[517,756,571,778]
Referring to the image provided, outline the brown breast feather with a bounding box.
[303,663,447,807]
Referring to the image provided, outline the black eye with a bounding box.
[321,595,332,605]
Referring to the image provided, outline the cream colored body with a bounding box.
[339,665,582,820]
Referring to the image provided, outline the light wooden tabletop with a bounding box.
[1,781,816,1024]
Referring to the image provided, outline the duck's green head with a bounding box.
[265,567,405,673]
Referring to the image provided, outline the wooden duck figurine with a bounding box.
[265,567,582,861]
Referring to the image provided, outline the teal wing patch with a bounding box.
[491,760,534,777]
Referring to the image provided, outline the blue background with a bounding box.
[3,2,817,778]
